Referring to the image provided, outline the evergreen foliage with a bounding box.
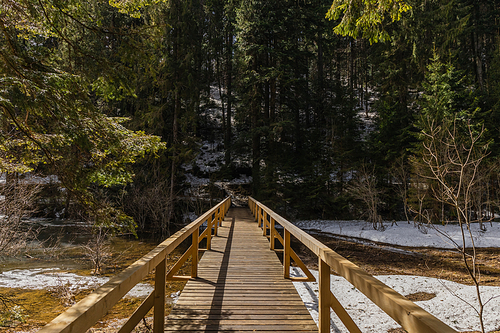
[1,0,500,232]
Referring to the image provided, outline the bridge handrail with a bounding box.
[38,197,231,333]
[248,197,457,333]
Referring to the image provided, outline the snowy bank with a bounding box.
[0,268,153,298]
[291,267,500,333]
[293,220,500,248]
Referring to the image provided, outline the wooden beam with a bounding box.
[117,291,154,333]
[154,258,166,333]
[284,229,291,279]
[192,227,199,278]
[207,215,213,250]
[329,291,362,333]
[270,218,275,250]
[318,258,330,333]
[263,211,268,236]
[214,208,220,236]
[166,245,193,280]
[289,249,315,282]
[198,222,209,241]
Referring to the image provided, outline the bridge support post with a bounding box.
[153,258,166,333]
[262,211,267,236]
[319,258,331,333]
[207,216,213,250]
[192,226,199,278]
[283,229,291,279]
[270,218,275,250]
[214,208,220,236]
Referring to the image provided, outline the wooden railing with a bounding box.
[249,197,457,333]
[38,197,231,333]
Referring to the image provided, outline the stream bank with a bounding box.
[0,219,191,332]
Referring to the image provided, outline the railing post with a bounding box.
[207,217,212,250]
[319,257,331,333]
[284,229,290,279]
[214,207,220,236]
[270,217,275,250]
[192,227,199,278]
[153,258,166,333]
[259,207,264,228]
[219,207,222,224]
[263,211,267,236]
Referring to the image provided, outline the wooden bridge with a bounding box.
[38,197,458,333]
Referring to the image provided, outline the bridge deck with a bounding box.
[164,207,318,332]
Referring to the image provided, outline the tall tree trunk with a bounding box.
[251,58,261,196]
[473,31,484,90]
[225,29,233,166]
[168,88,180,237]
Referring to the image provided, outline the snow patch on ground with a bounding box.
[291,267,500,333]
[0,268,154,298]
[293,219,500,248]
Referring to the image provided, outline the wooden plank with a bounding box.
[165,207,318,333]
[171,306,312,312]
[175,300,307,306]
[176,295,303,300]
[165,329,318,333]
[168,316,311,322]
[164,324,319,330]
[180,290,299,294]
[167,314,313,320]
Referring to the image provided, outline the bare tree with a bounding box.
[347,165,384,230]
[82,226,111,275]
[0,179,40,256]
[124,165,175,238]
[413,117,493,333]
[390,156,411,223]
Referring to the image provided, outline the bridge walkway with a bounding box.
[164,207,318,332]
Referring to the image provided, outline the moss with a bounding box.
[0,288,65,331]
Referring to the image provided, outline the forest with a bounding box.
[1,0,500,239]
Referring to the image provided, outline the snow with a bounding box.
[289,220,500,332]
[193,141,224,174]
[0,268,154,299]
[291,268,500,332]
[0,173,59,184]
[293,219,500,249]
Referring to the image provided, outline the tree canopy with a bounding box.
[1,0,500,234]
